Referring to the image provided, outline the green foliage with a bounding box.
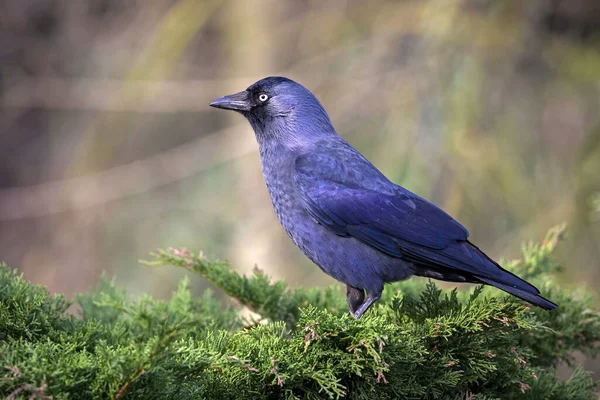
[1,227,598,399]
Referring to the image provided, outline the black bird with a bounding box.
[210,77,557,318]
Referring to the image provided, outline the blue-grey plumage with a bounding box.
[209,76,557,318]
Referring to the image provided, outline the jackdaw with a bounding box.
[209,76,557,319]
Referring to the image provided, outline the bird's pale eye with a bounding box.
[258,93,269,102]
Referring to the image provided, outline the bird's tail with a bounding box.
[477,276,557,310]
[406,239,558,310]
[458,241,558,310]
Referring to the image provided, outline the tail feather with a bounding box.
[478,277,557,310]
[400,238,557,310]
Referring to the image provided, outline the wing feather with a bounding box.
[292,150,556,309]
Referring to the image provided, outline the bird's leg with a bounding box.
[346,285,365,315]
[352,290,382,319]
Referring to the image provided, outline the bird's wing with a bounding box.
[293,150,557,309]
[293,151,469,253]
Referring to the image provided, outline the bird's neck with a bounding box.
[254,116,337,155]
[256,125,308,188]
[257,133,301,167]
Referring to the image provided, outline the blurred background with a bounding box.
[0,0,599,344]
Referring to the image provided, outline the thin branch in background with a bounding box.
[0,124,249,220]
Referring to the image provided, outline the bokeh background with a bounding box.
[1,0,599,368]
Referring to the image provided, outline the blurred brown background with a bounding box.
[0,0,599,314]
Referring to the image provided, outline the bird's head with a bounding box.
[209,77,335,148]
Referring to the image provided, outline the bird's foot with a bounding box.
[346,285,365,316]
[352,291,382,319]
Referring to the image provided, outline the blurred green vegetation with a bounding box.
[0,0,599,375]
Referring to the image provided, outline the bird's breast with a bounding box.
[261,160,301,231]
[259,149,314,245]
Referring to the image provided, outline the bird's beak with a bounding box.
[209,90,252,111]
